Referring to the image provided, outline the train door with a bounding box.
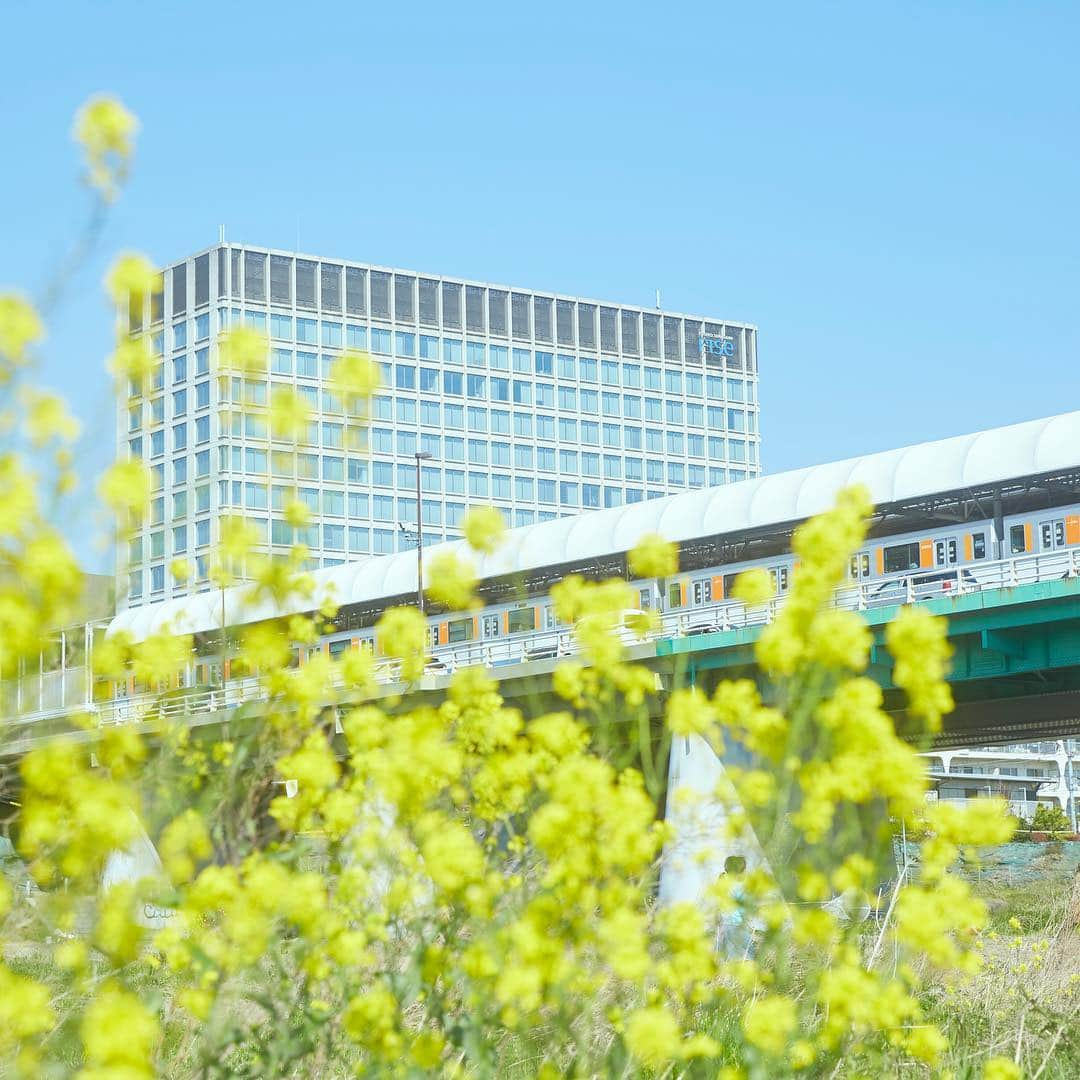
[1038,518,1066,552]
[769,565,790,594]
[848,551,872,581]
[933,537,959,568]
[691,578,713,606]
[542,606,557,629]
[481,613,501,640]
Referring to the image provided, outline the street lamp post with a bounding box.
[413,451,432,613]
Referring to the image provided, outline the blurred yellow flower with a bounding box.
[73,95,138,199]
[463,504,506,554]
[425,550,478,611]
[628,532,678,578]
[219,325,267,374]
[0,293,44,366]
[732,566,774,606]
[105,251,159,307]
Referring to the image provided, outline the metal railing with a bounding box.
[8,547,1080,732]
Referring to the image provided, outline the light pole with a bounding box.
[411,451,432,612]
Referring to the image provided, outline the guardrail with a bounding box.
[7,547,1080,732]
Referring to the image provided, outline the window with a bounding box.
[195,416,210,444]
[580,389,598,413]
[324,524,345,550]
[173,354,187,383]
[559,418,578,441]
[1010,525,1027,554]
[884,541,922,573]
[538,479,556,504]
[468,471,488,496]
[582,483,600,508]
[443,371,463,395]
[445,404,464,429]
[370,327,391,354]
[467,373,486,398]
[515,476,534,501]
[420,401,440,426]
[560,482,579,506]
[558,354,576,379]
[645,367,661,391]
[972,533,987,559]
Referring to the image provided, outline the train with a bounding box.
[98,501,1080,703]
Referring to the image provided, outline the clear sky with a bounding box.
[2,1,1077,571]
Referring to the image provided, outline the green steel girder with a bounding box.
[654,578,1080,681]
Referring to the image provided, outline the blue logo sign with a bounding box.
[699,334,735,357]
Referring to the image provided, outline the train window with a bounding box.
[328,639,350,658]
[884,542,921,573]
[358,638,375,654]
[1039,519,1065,551]
[722,573,739,597]
[1009,525,1026,554]
[508,608,537,634]
[448,617,474,643]
[972,533,986,560]
[691,579,712,606]
[542,606,558,629]
[428,624,440,650]
[667,583,683,609]
[934,538,957,567]
[769,566,789,593]
[849,553,871,580]
[481,614,501,639]
[638,588,651,609]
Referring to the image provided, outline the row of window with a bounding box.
[209,250,754,366]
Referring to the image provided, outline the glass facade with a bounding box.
[118,244,761,608]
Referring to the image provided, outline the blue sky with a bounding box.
[2,1,1078,570]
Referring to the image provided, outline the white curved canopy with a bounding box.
[108,410,1080,642]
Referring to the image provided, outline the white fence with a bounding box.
[8,548,1080,732]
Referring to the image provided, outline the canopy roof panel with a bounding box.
[108,411,1080,642]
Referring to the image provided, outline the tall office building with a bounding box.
[118,244,761,609]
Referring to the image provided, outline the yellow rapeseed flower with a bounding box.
[463,504,506,554]
[624,1004,682,1068]
[425,550,478,611]
[731,567,774,606]
[105,251,160,307]
[219,326,267,374]
[328,350,381,415]
[628,532,678,579]
[98,459,151,518]
[742,993,797,1056]
[73,95,138,199]
[0,292,44,366]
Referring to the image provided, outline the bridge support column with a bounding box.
[658,732,765,908]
